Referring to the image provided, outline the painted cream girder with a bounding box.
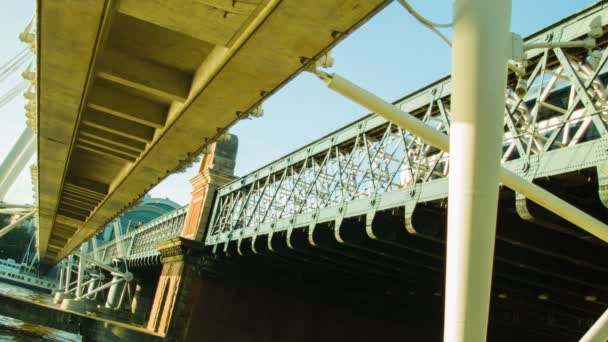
[206,2,608,248]
[81,205,187,267]
[37,0,391,262]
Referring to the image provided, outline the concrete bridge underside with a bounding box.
[36,0,390,263]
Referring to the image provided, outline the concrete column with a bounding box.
[444,1,511,342]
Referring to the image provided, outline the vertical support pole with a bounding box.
[57,263,65,291]
[76,254,85,298]
[444,1,511,341]
[105,258,127,310]
[581,308,608,342]
[87,275,100,300]
[65,256,73,292]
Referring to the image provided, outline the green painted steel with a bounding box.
[206,2,608,249]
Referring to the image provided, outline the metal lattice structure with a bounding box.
[206,8,608,247]
[85,206,188,267]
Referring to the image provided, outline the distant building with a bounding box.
[95,195,180,243]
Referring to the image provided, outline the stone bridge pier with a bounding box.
[148,237,440,342]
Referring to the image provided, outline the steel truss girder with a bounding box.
[209,138,607,246]
[208,19,608,244]
[76,205,187,267]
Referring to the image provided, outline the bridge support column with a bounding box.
[147,238,206,338]
[131,281,154,325]
[147,238,445,341]
[75,252,86,298]
[86,277,99,300]
[147,136,237,336]
[105,258,127,310]
[181,136,237,241]
[57,263,65,292]
[65,255,73,292]
[444,1,511,341]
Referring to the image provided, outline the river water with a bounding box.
[0,314,80,341]
[0,282,81,341]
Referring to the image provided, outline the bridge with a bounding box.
[86,205,187,267]
[35,0,390,263]
[36,2,608,340]
[0,0,605,341]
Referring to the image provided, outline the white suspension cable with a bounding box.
[0,81,29,109]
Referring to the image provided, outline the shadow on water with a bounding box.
[0,281,81,341]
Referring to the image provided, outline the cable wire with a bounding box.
[0,81,29,108]
[396,0,453,47]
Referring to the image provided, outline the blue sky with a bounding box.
[0,0,599,205]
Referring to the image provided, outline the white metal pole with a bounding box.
[309,73,608,243]
[76,278,123,301]
[580,308,608,342]
[76,255,85,297]
[57,264,65,290]
[0,210,35,239]
[73,252,126,276]
[445,0,511,340]
[65,256,74,292]
[0,127,35,201]
[65,279,78,293]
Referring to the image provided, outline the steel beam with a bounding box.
[0,210,35,239]
[581,308,608,341]
[0,127,35,201]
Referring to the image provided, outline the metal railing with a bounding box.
[84,205,188,266]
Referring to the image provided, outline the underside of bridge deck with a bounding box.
[205,173,608,340]
[36,0,391,263]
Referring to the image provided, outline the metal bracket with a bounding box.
[515,155,539,222]
[515,193,534,222]
[404,201,418,234]
[365,210,378,239]
[307,210,322,247]
[596,162,608,208]
[237,238,246,256]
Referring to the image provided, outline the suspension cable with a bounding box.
[0,81,28,108]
